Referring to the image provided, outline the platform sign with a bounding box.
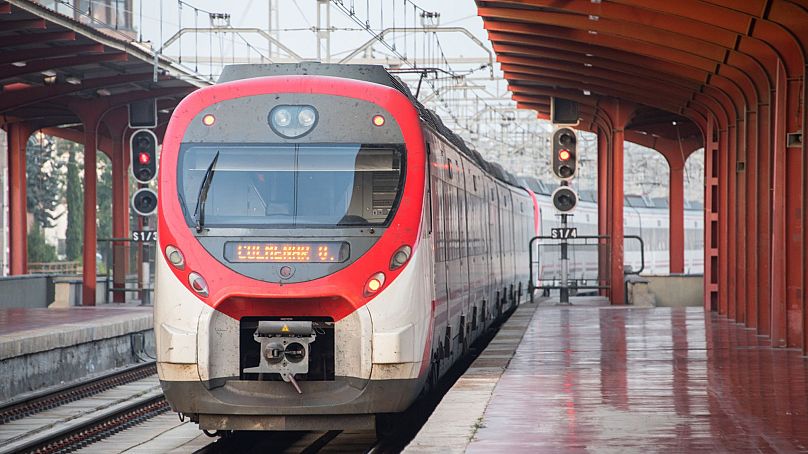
[131,230,157,242]
[551,227,578,240]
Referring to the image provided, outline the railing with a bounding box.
[97,238,155,305]
[28,261,82,275]
[528,234,645,303]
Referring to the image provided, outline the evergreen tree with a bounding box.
[65,144,84,261]
[27,224,56,263]
[97,154,113,240]
[26,135,64,228]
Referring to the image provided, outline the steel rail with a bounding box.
[0,361,157,425]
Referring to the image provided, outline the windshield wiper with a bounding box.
[193,151,220,233]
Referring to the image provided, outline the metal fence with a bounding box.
[528,234,645,301]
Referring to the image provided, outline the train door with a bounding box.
[456,158,472,351]
[481,176,494,328]
[444,154,463,363]
[499,186,514,309]
[429,139,449,373]
[490,184,503,317]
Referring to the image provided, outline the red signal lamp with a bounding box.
[138,152,151,165]
[559,149,571,161]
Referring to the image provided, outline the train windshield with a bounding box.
[178,144,404,228]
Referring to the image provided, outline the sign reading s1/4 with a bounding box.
[550,227,578,240]
[131,230,157,242]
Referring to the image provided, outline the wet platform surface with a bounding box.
[411,304,808,453]
[0,306,151,336]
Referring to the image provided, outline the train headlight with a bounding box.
[268,105,318,138]
[272,108,292,127]
[165,245,185,270]
[298,107,316,127]
[364,272,386,296]
[389,245,412,270]
[188,272,209,297]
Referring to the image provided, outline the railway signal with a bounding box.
[552,186,578,213]
[552,127,577,180]
[132,188,158,217]
[130,129,158,183]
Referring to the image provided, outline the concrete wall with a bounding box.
[0,275,55,309]
[644,275,704,307]
[0,311,154,402]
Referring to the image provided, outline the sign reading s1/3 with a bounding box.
[551,227,578,240]
[131,230,157,242]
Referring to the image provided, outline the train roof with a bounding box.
[218,63,524,189]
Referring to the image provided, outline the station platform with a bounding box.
[0,305,153,402]
[407,299,808,453]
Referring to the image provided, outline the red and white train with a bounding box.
[155,64,537,432]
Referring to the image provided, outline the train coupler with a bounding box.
[242,321,316,393]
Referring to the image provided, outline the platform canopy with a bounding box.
[0,0,207,132]
[477,0,807,142]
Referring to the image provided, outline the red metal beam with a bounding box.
[0,43,104,66]
[0,18,46,31]
[0,72,158,113]
[0,30,76,47]
[0,52,128,82]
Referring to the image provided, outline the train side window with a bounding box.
[473,174,478,191]
[448,159,453,179]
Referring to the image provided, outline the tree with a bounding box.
[27,224,57,263]
[65,144,84,262]
[26,135,64,228]
[97,154,113,240]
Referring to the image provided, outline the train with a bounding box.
[154,63,537,433]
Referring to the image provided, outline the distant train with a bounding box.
[520,177,704,287]
[154,63,535,434]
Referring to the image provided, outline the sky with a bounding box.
[123,0,702,201]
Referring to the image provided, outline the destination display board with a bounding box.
[224,241,349,263]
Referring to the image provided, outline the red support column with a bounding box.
[597,128,609,296]
[718,127,730,316]
[600,99,635,305]
[7,123,31,275]
[76,110,102,306]
[704,116,720,312]
[610,126,625,305]
[771,62,788,347]
[104,110,131,303]
[668,160,685,274]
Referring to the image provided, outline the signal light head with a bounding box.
[552,127,578,181]
[130,129,157,183]
[551,186,578,213]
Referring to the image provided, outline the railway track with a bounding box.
[0,362,167,454]
[0,304,513,454]
[0,362,157,425]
